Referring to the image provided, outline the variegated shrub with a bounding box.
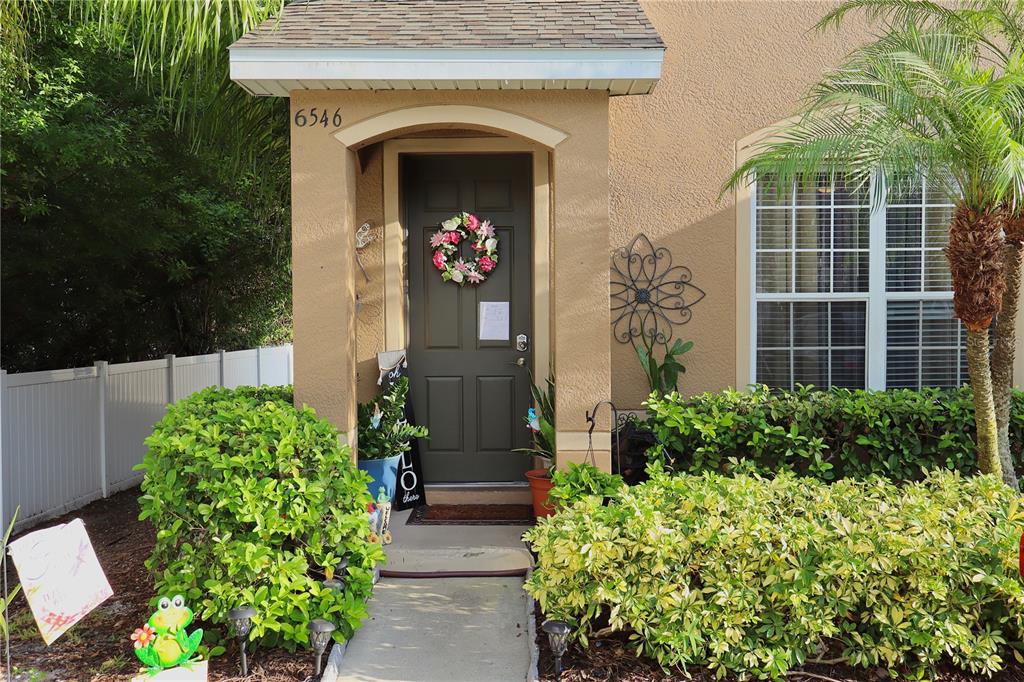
[525,469,1024,679]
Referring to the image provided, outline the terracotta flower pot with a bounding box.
[525,468,555,517]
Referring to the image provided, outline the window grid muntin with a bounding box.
[756,300,868,389]
[752,173,963,391]
[885,176,955,294]
[885,299,966,389]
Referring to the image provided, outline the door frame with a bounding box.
[382,137,552,390]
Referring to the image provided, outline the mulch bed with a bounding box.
[3,490,316,682]
[533,603,1024,682]
[406,503,534,526]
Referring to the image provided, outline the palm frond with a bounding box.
[817,0,1022,61]
[72,0,285,170]
[725,22,1024,214]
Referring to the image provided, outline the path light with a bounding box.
[227,605,257,677]
[308,618,337,677]
[541,619,571,680]
[322,577,344,593]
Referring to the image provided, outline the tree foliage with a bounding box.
[1,4,291,371]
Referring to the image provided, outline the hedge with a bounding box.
[138,385,385,649]
[525,467,1024,679]
[644,385,1024,481]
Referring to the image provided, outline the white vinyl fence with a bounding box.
[0,344,293,532]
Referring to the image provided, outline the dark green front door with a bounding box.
[405,153,533,483]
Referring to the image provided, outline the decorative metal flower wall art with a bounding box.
[610,233,706,344]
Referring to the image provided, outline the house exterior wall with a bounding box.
[607,0,876,408]
[289,0,1024,472]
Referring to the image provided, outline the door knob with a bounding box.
[511,357,526,367]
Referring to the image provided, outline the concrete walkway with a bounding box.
[327,508,536,682]
[333,577,532,682]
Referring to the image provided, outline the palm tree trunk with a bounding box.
[947,204,1006,480]
[968,327,1002,479]
[992,243,1020,489]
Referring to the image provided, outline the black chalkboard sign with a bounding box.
[378,351,427,510]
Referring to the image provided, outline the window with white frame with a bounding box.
[751,174,963,391]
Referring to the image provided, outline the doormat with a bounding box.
[406,504,534,526]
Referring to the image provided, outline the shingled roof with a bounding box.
[231,0,663,50]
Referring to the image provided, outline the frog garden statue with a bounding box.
[130,594,206,679]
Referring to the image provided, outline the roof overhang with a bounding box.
[229,47,664,96]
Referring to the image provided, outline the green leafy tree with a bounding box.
[1,4,292,370]
[723,26,1024,484]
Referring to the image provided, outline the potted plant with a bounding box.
[516,375,556,517]
[357,378,428,500]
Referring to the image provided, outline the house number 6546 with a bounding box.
[293,108,342,128]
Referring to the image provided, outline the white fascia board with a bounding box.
[229,47,663,91]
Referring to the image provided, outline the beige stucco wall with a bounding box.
[289,90,613,464]
[608,0,875,408]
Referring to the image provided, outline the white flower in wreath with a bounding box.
[441,217,460,231]
[485,238,498,253]
[451,269,465,283]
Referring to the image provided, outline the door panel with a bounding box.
[405,154,532,483]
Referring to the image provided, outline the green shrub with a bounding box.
[138,385,385,649]
[644,385,1024,481]
[525,468,1024,679]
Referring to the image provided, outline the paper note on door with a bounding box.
[479,301,510,341]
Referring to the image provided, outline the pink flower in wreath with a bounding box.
[478,255,496,273]
[432,251,447,270]
[429,231,447,248]
[478,220,495,238]
[467,270,484,284]
[465,214,481,231]
[446,231,462,245]
[454,259,470,273]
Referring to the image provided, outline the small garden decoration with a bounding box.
[132,594,203,674]
[430,212,498,286]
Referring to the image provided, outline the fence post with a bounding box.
[287,344,294,385]
[0,369,6,531]
[95,361,109,498]
[217,350,226,387]
[165,354,176,404]
[256,347,263,386]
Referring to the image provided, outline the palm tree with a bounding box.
[815,1,1024,489]
[724,27,1024,482]
[816,0,1024,487]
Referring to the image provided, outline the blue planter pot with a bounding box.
[357,453,402,501]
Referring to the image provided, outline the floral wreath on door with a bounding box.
[429,212,499,286]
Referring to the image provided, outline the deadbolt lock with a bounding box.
[516,334,529,352]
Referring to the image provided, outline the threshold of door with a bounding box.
[424,482,530,505]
